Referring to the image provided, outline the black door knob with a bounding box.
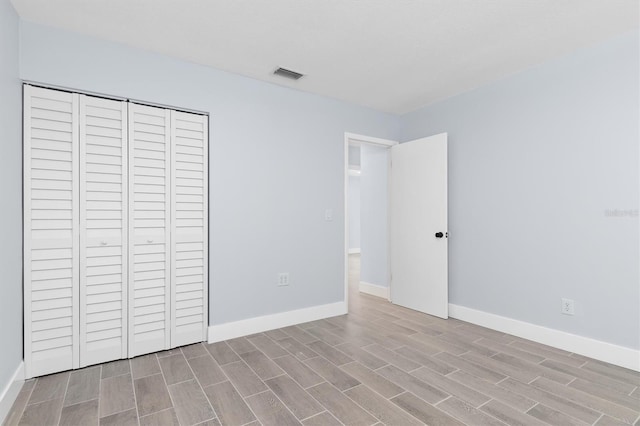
[435,232,444,238]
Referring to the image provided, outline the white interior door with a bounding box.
[24,85,80,378]
[390,133,448,318]
[79,95,128,366]
[170,111,208,346]
[128,103,172,357]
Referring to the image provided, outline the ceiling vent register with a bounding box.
[274,67,304,80]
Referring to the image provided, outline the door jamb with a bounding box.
[343,132,397,312]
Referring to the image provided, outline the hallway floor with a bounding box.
[4,254,639,425]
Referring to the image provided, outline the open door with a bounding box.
[390,133,448,318]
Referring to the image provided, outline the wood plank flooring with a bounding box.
[5,255,639,425]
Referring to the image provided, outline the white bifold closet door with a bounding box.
[128,103,172,357]
[25,86,208,377]
[171,111,208,346]
[24,86,80,378]
[79,95,128,366]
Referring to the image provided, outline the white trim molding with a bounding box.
[345,132,398,148]
[0,362,25,425]
[344,132,398,313]
[449,304,640,372]
[348,248,361,254]
[208,301,347,343]
[359,281,390,300]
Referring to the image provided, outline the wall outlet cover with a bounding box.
[561,298,575,315]
[278,272,290,286]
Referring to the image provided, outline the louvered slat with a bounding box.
[79,95,128,367]
[171,111,208,347]
[24,85,79,378]
[129,103,171,357]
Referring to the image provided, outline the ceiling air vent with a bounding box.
[274,67,304,80]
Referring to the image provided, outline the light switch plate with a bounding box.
[325,209,333,221]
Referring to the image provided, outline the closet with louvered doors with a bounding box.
[24,85,209,379]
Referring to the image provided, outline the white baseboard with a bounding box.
[348,248,361,254]
[359,281,389,299]
[0,362,24,425]
[208,301,347,343]
[449,304,640,372]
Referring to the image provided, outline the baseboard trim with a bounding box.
[208,301,347,343]
[359,281,389,299]
[449,304,640,372]
[0,362,24,425]
[348,248,361,254]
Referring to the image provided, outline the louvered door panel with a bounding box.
[171,111,208,346]
[79,95,128,366]
[24,85,79,378]
[129,103,171,357]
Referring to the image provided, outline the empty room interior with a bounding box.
[1,0,639,425]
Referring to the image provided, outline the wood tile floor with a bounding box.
[5,254,640,425]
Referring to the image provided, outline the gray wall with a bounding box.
[348,176,361,250]
[401,31,640,349]
[0,0,23,395]
[359,144,389,287]
[19,21,400,325]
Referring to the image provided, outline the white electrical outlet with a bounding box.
[561,298,575,315]
[278,272,290,286]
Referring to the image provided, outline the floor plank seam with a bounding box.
[183,344,219,425]
[13,380,36,424]
[153,353,176,423]
[98,402,138,421]
[55,370,71,426]
[95,366,103,426]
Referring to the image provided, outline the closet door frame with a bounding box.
[200,114,210,342]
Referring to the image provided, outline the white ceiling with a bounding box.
[11,0,639,114]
